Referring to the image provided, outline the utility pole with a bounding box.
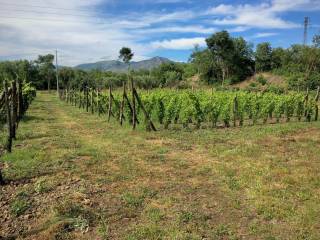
[55,49,59,95]
[303,17,310,46]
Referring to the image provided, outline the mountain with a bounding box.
[75,57,172,72]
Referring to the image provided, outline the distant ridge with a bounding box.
[75,56,172,72]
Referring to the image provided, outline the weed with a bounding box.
[125,224,165,240]
[145,207,164,223]
[34,177,52,193]
[97,219,110,240]
[179,211,194,224]
[11,198,30,217]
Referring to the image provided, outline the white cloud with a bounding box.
[0,0,151,66]
[150,37,206,50]
[207,3,299,29]
[205,0,320,29]
[136,25,217,34]
[1,0,320,65]
[251,32,279,38]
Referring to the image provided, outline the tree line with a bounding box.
[0,31,319,91]
[191,31,320,90]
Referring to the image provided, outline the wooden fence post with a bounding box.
[4,80,13,153]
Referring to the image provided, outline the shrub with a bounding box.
[256,75,267,85]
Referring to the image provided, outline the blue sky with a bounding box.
[0,0,319,65]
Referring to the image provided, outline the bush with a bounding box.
[256,75,267,85]
[265,85,285,94]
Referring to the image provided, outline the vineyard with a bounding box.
[0,80,36,183]
[60,85,320,131]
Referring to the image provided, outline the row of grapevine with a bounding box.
[0,80,36,184]
[60,87,319,130]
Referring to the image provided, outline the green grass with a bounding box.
[1,91,320,239]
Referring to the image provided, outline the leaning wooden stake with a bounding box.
[133,88,156,131]
[123,91,139,125]
[4,80,13,153]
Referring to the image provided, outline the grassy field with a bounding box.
[0,92,320,240]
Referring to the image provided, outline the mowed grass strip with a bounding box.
[0,91,319,240]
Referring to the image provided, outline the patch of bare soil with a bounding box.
[233,72,287,89]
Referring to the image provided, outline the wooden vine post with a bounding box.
[119,83,126,125]
[108,85,113,122]
[97,89,100,116]
[73,90,77,107]
[3,80,13,153]
[304,88,309,116]
[11,80,18,139]
[314,86,320,121]
[131,77,136,130]
[233,95,238,127]
[90,89,94,114]
[79,89,82,109]
[17,79,23,120]
[86,87,89,112]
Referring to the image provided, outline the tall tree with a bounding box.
[206,31,235,85]
[119,47,134,66]
[255,42,272,72]
[232,37,255,82]
[35,54,55,90]
[271,47,286,69]
[119,47,134,85]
